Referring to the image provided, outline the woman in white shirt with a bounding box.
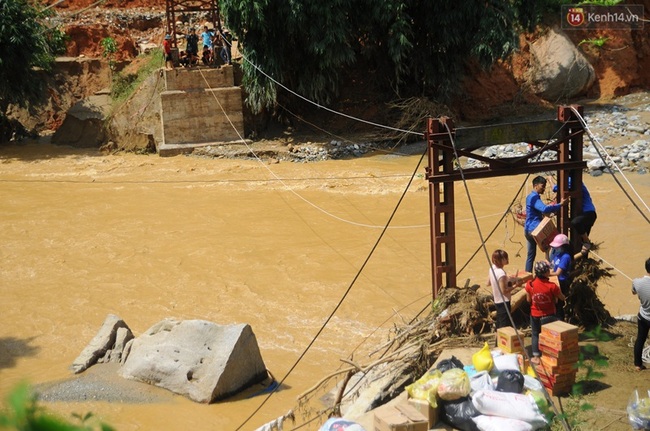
[487,249,520,331]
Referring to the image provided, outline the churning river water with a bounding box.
[1,141,648,430]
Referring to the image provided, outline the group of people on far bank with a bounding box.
[162,26,233,70]
[488,175,650,370]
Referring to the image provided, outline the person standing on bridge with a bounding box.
[553,179,597,254]
[218,28,232,65]
[201,26,214,64]
[524,176,567,273]
[185,27,199,66]
[163,34,173,70]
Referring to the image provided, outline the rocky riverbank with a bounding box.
[190,92,650,168]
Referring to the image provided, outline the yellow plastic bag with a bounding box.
[472,342,494,372]
[437,368,470,401]
[527,365,536,377]
[405,369,441,408]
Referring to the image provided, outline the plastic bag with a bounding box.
[628,388,650,430]
[472,414,533,431]
[437,355,465,373]
[470,371,494,394]
[472,342,494,372]
[440,396,481,431]
[438,368,471,401]
[526,365,536,377]
[496,369,524,393]
[405,369,442,408]
[492,353,520,373]
[523,375,543,392]
[471,389,548,428]
[528,389,553,422]
[318,418,366,431]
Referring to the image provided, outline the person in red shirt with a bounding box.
[163,34,173,70]
[525,260,566,364]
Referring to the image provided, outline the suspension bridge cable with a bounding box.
[590,250,634,282]
[570,106,650,223]
[234,147,428,431]
[220,38,423,138]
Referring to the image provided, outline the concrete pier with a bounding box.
[157,66,245,156]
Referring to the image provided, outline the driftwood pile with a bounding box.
[565,252,614,327]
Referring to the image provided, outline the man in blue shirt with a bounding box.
[201,26,213,63]
[524,176,567,272]
[553,179,597,252]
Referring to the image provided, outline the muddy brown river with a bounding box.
[1,141,648,430]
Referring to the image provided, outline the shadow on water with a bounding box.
[0,336,40,370]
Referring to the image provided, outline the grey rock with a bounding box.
[628,125,647,134]
[119,319,267,403]
[527,27,595,101]
[587,158,606,170]
[71,314,133,374]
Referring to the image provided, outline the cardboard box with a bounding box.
[518,354,529,373]
[539,333,578,351]
[531,217,559,252]
[536,369,578,386]
[407,398,439,429]
[497,326,524,354]
[541,321,579,342]
[539,350,579,367]
[374,403,429,431]
[539,344,580,363]
[511,272,533,283]
[540,355,578,374]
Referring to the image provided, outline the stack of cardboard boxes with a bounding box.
[533,320,580,396]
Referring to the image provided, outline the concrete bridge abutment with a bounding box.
[157,66,245,156]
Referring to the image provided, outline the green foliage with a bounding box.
[221,0,560,114]
[0,0,66,115]
[100,37,118,57]
[110,50,163,102]
[101,37,118,71]
[0,383,114,431]
[581,325,614,342]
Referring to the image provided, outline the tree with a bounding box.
[221,0,553,114]
[0,0,66,128]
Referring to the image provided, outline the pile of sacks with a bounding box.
[406,344,551,431]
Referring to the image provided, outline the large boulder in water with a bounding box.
[526,27,595,101]
[118,318,267,403]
